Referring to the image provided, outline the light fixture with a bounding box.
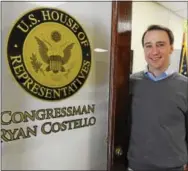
[94,48,108,52]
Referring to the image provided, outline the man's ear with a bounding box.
[170,45,174,54]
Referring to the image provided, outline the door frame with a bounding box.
[107,1,132,170]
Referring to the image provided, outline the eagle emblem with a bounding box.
[34,33,74,74]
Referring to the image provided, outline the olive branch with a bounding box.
[30,53,45,76]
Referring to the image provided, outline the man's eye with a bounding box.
[145,45,152,48]
[157,43,164,47]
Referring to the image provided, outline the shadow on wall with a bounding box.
[1,1,37,170]
[88,17,111,170]
[2,28,29,170]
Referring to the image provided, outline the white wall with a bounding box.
[131,2,185,73]
[1,1,112,170]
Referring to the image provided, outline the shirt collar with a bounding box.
[144,65,175,81]
[144,65,175,76]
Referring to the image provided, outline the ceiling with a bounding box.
[157,1,188,19]
[1,0,187,19]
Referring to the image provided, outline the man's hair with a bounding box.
[141,24,174,47]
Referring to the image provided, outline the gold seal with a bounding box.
[7,8,92,100]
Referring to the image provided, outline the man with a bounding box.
[128,25,188,171]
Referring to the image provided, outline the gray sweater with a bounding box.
[128,71,188,170]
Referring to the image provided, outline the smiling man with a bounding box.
[128,25,188,171]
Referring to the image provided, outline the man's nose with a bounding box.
[151,46,159,55]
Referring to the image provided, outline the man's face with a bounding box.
[143,30,174,71]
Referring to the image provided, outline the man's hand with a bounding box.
[184,164,188,171]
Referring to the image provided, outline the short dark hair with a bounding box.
[141,24,174,47]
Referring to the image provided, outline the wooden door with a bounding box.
[108,1,132,171]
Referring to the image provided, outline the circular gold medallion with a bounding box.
[7,8,92,100]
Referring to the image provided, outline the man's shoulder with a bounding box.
[129,71,145,94]
[173,72,188,84]
[130,71,145,80]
